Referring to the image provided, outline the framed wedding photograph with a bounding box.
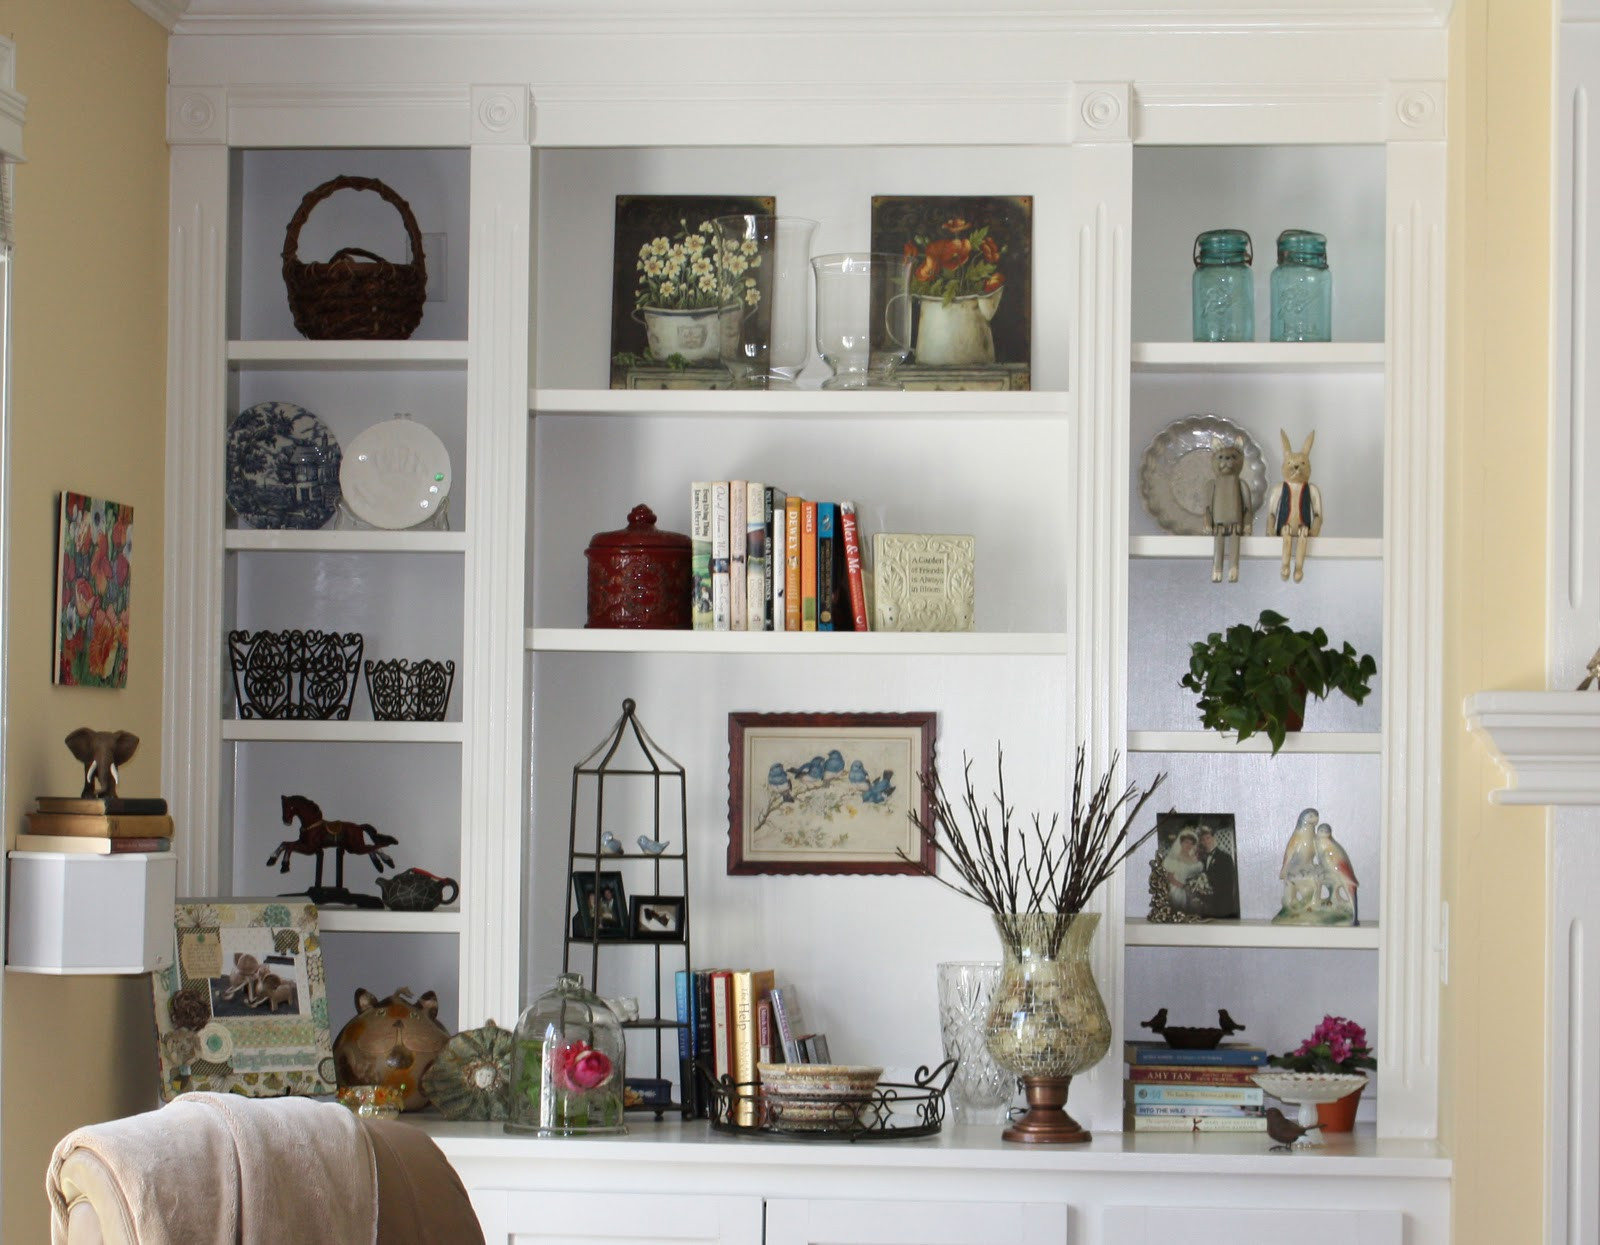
[571,870,628,939]
[727,710,937,876]
[629,894,685,941]
[150,900,336,1101]
[1147,812,1241,922]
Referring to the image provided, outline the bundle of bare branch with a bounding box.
[902,745,1165,954]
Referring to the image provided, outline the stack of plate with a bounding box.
[756,1063,882,1130]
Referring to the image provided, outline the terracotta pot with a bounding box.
[1315,1083,1363,1132]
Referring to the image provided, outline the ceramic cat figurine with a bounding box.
[1204,438,1254,584]
[1265,429,1323,582]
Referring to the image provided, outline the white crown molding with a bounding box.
[164,0,1452,37]
[126,0,188,30]
[1464,691,1600,805]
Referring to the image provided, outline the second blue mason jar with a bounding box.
[1270,229,1332,342]
[1192,228,1254,342]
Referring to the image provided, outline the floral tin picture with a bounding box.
[53,491,132,688]
[151,900,336,1101]
[870,195,1033,391]
[609,193,775,390]
[727,710,937,875]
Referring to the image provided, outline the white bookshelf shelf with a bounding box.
[228,339,469,368]
[318,906,464,934]
[225,529,467,553]
[526,628,1069,656]
[1124,918,1380,950]
[1131,342,1385,371]
[1128,730,1382,754]
[529,388,1068,418]
[222,721,465,743]
[1130,535,1381,560]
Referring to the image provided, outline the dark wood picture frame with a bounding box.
[629,894,685,941]
[571,870,628,940]
[727,710,937,876]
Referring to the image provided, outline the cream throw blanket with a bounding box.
[46,1092,378,1245]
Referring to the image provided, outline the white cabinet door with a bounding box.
[765,1198,1067,1245]
[473,1189,763,1245]
[1102,1206,1400,1245]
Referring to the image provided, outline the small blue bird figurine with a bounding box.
[847,759,870,787]
[822,749,846,780]
[600,830,624,855]
[637,835,670,856]
[861,770,895,804]
[767,762,795,802]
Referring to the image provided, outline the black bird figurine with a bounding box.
[1140,1008,1169,1034]
[1265,1106,1321,1149]
[1217,1008,1245,1036]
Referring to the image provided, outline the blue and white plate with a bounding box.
[225,401,343,530]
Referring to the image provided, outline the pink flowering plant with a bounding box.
[1270,1014,1376,1075]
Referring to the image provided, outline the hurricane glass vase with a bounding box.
[715,215,818,387]
[935,961,1015,1126]
[984,911,1110,1143]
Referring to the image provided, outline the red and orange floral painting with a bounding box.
[53,491,132,688]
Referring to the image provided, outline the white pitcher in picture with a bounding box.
[915,288,1003,366]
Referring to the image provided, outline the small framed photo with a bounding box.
[629,895,685,941]
[1148,813,1241,921]
[728,710,937,876]
[571,870,628,940]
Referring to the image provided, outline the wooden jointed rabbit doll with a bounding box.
[1266,430,1322,582]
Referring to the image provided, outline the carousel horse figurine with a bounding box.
[268,793,399,907]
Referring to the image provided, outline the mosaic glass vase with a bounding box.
[984,911,1110,1143]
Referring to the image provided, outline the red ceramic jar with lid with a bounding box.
[584,504,692,629]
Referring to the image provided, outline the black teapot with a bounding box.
[376,868,459,912]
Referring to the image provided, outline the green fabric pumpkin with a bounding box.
[421,1020,515,1120]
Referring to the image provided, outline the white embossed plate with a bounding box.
[339,414,452,530]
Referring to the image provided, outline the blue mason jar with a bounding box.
[1192,229,1254,342]
[1270,229,1332,342]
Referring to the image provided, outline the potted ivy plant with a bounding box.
[1180,609,1376,753]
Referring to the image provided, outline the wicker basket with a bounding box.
[281,174,427,340]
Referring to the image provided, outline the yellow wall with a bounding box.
[0,1,168,1239]
[1445,0,1551,1240]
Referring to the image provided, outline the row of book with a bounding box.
[15,795,173,854]
[690,482,869,633]
[673,968,827,1118]
[1122,1039,1271,1133]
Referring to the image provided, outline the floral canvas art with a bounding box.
[727,711,936,875]
[870,194,1034,390]
[53,491,133,688]
[609,193,775,389]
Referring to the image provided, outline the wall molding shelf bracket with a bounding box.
[1070,82,1130,143]
[1463,690,1600,804]
[1387,80,1446,142]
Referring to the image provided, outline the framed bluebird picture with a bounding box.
[727,710,936,876]
[53,491,133,688]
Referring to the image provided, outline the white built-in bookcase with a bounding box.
[162,9,1445,1144]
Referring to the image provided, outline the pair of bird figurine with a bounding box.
[599,830,669,856]
[1274,806,1359,923]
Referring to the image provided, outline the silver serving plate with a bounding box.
[1138,414,1268,536]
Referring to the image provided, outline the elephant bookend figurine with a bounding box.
[65,728,140,801]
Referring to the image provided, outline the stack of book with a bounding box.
[17,795,173,855]
[674,969,829,1120]
[690,482,869,633]
[1122,1039,1271,1133]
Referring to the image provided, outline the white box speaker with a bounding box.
[6,852,177,975]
